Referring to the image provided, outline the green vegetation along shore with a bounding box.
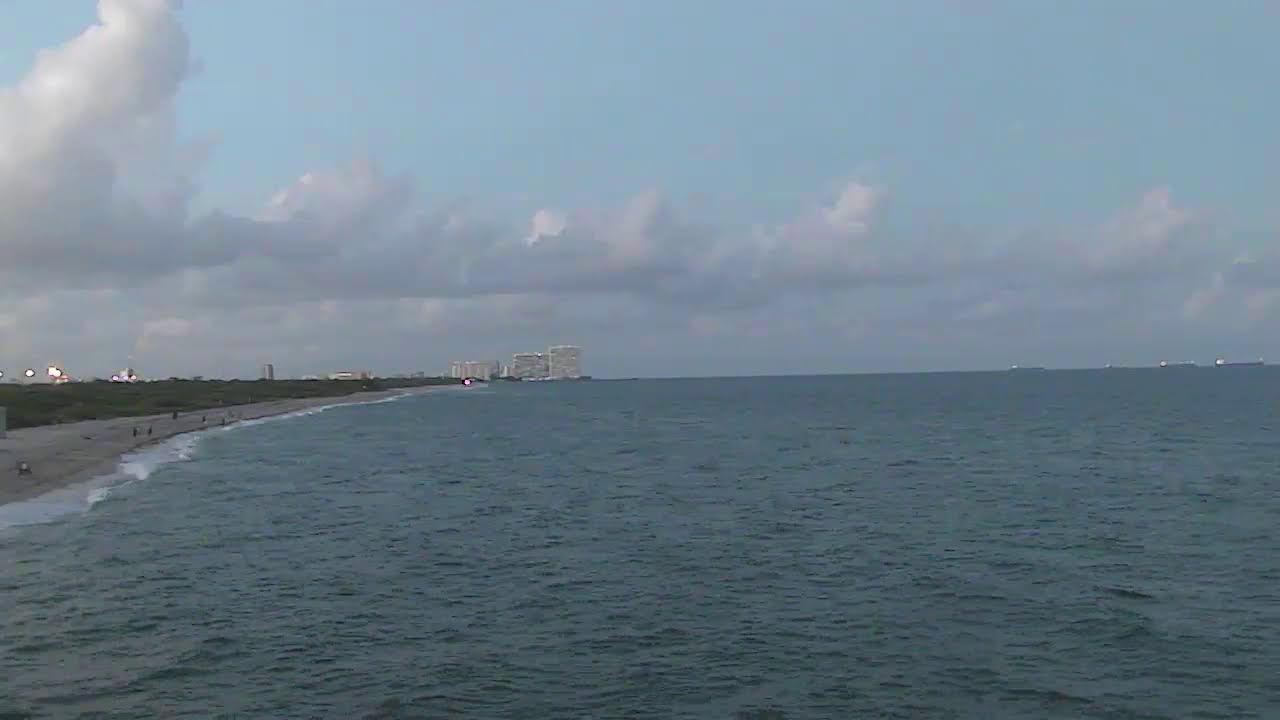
[0,377,462,430]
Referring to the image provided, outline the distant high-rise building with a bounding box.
[467,360,498,379]
[451,360,498,379]
[261,363,275,380]
[547,345,582,379]
[329,370,371,381]
[511,352,549,379]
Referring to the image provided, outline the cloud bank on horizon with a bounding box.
[0,0,1277,377]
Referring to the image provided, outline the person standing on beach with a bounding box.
[147,426,152,436]
[133,427,138,437]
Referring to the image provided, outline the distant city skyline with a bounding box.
[449,360,499,381]
[3,354,1280,383]
[1,2,1278,378]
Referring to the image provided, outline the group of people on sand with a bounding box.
[14,407,249,478]
[128,408,242,441]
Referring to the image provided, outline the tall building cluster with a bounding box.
[449,360,499,380]
[507,345,582,380]
[447,345,581,381]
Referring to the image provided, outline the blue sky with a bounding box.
[0,1,1278,377]
[7,1,1275,224]
[189,0,1274,227]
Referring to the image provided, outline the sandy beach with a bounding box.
[0,386,434,507]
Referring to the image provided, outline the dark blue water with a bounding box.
[1,372,1278,719]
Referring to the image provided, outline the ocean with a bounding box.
[1,372,1277,719]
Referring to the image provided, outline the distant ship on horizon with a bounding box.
[1215,357,1265,367]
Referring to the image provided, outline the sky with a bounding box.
[0,0,1278,379]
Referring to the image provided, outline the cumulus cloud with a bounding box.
[748,181,893,289]
[524,209,567,246]
[1177,242,1280,325]
[0,1,907,318]
[0,1,1273,377]
[0,0,215,289]
[1066,187,1205,282]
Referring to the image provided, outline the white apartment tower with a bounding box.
[511,352,549,379]
[547,345,582,379]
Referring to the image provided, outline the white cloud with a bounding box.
[1078,187,1198,273]
[255,158,413,233]
[750,181,888,288]
[0,0,206,290]
[525,209,567,246]
[0,0,903,314]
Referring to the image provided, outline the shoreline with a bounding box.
[0,385,438,508]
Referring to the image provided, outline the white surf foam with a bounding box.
[0,390,422,531]
[214,390,412,432]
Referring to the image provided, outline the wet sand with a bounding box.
[0,386,434,506]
